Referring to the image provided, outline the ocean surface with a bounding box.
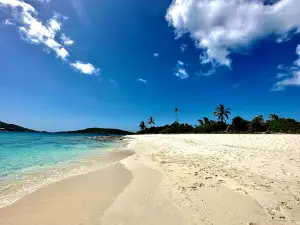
[0,132,122,208]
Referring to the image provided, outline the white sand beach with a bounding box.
[1,134,300,224]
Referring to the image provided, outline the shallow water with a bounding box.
[0,132,123,207]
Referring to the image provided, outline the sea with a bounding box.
[0,132,123,208]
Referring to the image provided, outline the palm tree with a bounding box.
[148,116,155,127]
[203,117,210,125]
[269,114,279,121]
[198,117,210,126]
[139,121,146,131]
[252,115,265,132]
[214,104,231,123]
[174,108,179,123]
[253,115,264,124]
[198,119,204,126]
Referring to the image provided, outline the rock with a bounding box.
[90,136,125,141]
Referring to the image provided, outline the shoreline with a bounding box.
[0,143,134,209]
[1,134,300,224]
[0,162,133,225]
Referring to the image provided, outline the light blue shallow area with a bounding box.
[0,132,114,181]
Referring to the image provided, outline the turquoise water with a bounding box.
[0,132,121,207]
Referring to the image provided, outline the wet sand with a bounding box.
[0,162,132,225]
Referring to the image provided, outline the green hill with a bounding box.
[56,127,133,135]
[0,121,36,132]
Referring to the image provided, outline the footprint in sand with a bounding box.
[217,179,226,184]
[236,188,248,195]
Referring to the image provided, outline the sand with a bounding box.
[0,163,132,225]
[1,134,300,225]
[120,134,300,225]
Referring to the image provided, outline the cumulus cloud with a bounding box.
[60,34,74,46]
[71,61,100,75]
[0,0,69,60]
[174,60,189,79]
[273,44,300,91]
[0,0,99,74]
[180,44,187,52]
[153,53,159,57]
[137,78,147,83]
[166,0,300,68]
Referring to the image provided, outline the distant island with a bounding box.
[56,128,133,135]
[0,121,37,132]
[0,121,133,135]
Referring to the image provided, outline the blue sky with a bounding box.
[0,0,300,132]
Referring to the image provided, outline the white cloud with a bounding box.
[174,60,189,79]
[44,38,69,59]
[0,0,100,74]
[175,68,189,79]
[48,18,61,32]
[153,53,159,57]
[71,61,100,75]
[276,73,288,79]
[180,44,187,52]
[60,34,74,46]
[177,60,184,66]
[166,0,300,68]
[137,78,147,83]
[0,0,69,60]
[273,44,300,90]
[3,19,14,26]
[197,68,216,76]
[0,0,35,13]
[295,45,300,66]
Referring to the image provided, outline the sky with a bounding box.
[0,0,300,132]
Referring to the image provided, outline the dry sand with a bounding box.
[118,134,300,225]
[1,134,300,225]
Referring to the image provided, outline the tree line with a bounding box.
[138,104,300,134]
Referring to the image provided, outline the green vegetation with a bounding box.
[0,121,37,132]
[138,106,300,134]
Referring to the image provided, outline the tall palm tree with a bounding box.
[139,121,146,131]
[269,114,279,121]
[174,108,179,123]
[214,104,231,123]
[148,116,155,127]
